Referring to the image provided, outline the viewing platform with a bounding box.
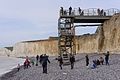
[58,8,120,63]
[60,8,120,23]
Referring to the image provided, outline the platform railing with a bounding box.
[60,8,120,16]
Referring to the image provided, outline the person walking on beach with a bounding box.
[39,54,43,64]
[104,51,110,65]
[58,55,63,69]
[70,54,75,69]
[36,55,39,66]
[42,54,50,74]
[85,54,89,67]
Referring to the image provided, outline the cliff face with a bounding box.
[76,34,98,53]
[101,14,120,53]
[76,14,120,54]
[12,39,58,57]
[8,13,120,57]
[12,35,98,57]
[0,48,11,56]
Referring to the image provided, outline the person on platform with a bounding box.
[78,7,81,15]
[69,6,72,15]
[60,7,64,15]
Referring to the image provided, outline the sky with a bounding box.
[0,0,120,47]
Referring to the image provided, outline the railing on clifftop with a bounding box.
[60,8,120,17]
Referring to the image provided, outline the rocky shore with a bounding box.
[1,53,120,80]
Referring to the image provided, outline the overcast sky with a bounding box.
[0,0,120,47]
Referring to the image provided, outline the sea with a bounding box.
[0,56,24,76]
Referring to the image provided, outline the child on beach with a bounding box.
[17,64,20,71]
[91,60,97,69]
[31,60,34,66]
[99,57,104,65]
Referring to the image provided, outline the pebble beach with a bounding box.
[1,54,120,80]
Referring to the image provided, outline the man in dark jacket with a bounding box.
[58,56,63,69]
[36,55,39,66]
[70,54,75,69]
[69,6,72,15]
[39,54,43,64]
[85,55,89,66]
[105,51,110,65]
[42,54,50,74]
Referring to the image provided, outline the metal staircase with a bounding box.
[58,17,76,64]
